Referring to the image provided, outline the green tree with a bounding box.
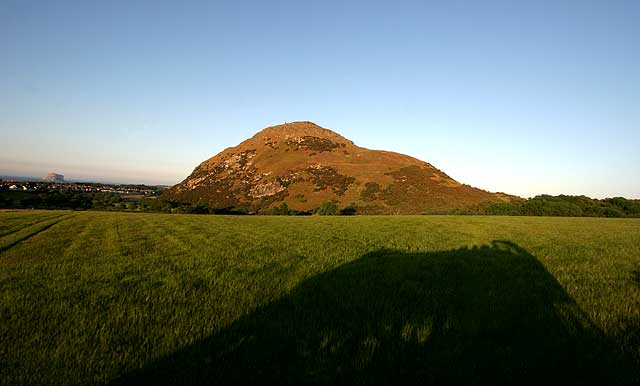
[340,203,357,215]
[316,201,338,215]
[272,202,290,215]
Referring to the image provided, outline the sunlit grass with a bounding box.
[0,211,638,385]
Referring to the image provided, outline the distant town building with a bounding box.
[43,173,65,183]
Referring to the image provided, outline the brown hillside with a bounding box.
[164,121,517,214]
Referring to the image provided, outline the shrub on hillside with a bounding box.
[340,203,358,215]
[316,201,338,215]
[271,202,291,215]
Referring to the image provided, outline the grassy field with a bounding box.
[0,210,639,385]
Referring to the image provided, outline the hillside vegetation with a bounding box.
[470,195,640,218]
[2,190,638,218]
[1,211,638,385]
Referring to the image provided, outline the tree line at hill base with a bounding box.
[464,195,640,218]
[0,190,638,218]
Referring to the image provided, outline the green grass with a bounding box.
[0,210,639,385]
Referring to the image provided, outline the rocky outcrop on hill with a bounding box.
[43,173,64,183]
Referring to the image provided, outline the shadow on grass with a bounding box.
[112,241,635,385]
[633,270,640,287]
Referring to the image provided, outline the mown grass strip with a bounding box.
[0,211,67,238]
[0,213,76,253]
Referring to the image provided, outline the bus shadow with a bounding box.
[112,241,635,385]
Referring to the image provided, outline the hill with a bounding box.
[164,121,516,214]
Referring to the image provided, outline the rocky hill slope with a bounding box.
[164,121,516,214]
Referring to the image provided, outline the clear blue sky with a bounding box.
[1,0,638,198]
